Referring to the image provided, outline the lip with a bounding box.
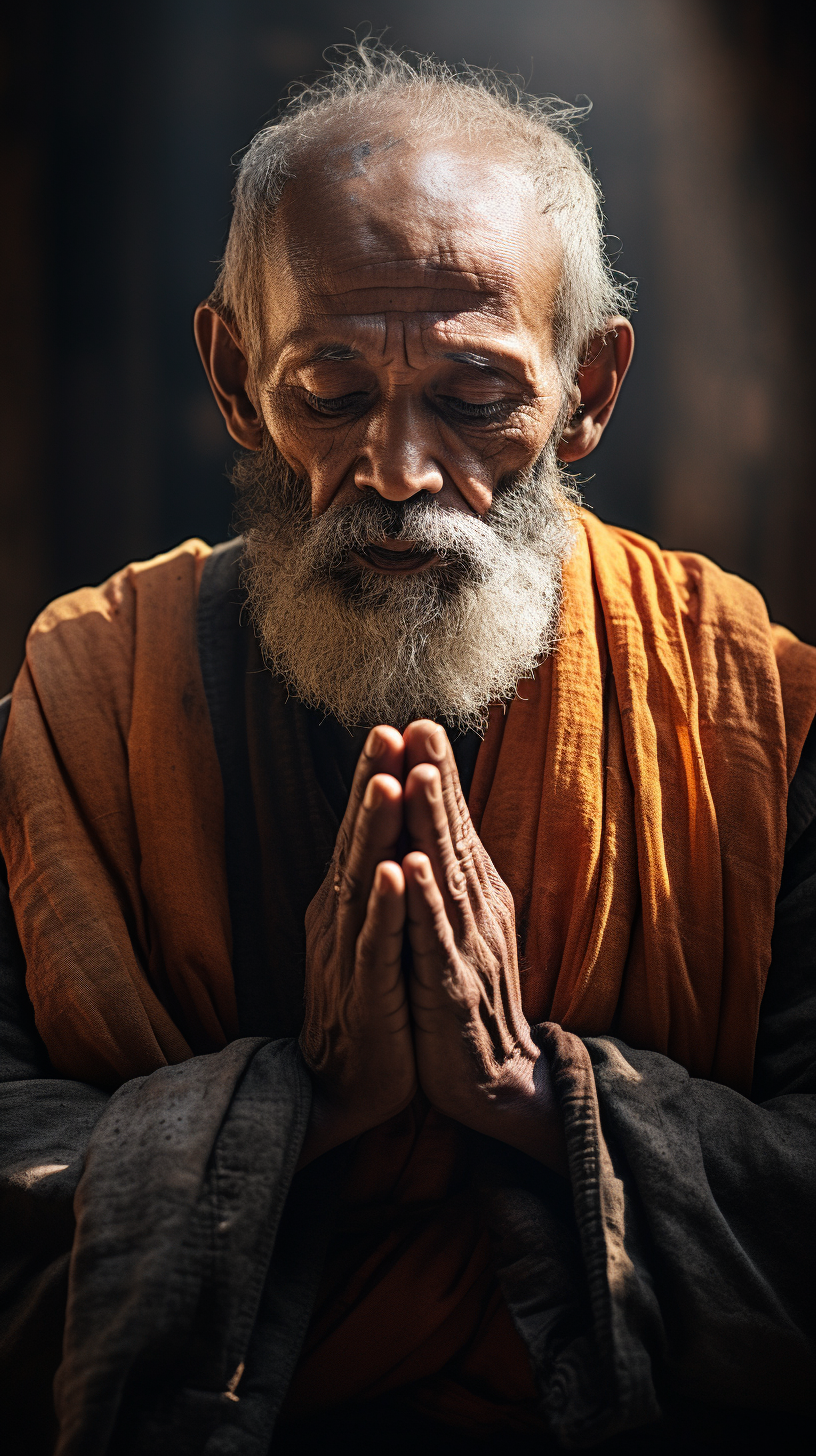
[354,539,439,574]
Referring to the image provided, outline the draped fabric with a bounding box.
[0,543,237,1086]
[281,1095,541,1429]
[1,515,815,1093]
[472,515,816,1091]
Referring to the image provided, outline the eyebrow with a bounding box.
[304,344,364,363]
[299,343,514,373]
[442,351,498,370]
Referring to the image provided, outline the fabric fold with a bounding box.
[0,542,237,1086]
[471,513,816,1091]
[2,516,815,1093]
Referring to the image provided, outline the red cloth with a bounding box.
[283,1096,540,1425]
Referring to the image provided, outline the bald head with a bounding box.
[281,111,534,235]
[265,119,560,361]
[210,44,630,387]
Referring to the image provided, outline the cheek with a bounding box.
[433,416,550,518]
[260,393,360,512]
[477,401,558,477]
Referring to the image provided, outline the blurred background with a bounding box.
[1,0,813,692]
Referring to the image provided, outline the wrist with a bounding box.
[452,1056,568,1175]
[296,1076,418,1169]
[500,1058,568,1175]
[499,1092,568,1174]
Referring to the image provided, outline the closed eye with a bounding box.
[439,396,510,422]
[304,390,370,416]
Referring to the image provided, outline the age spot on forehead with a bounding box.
[327,139,370,179]
[276,137,557,295]
[323,131,406,180]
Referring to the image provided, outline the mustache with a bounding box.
[236,434,578,733]
[294,461,566,569]
[309,492,472,564]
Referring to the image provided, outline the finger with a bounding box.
[405,721,498,912]
[405,852,521,1072]
[403,852,455,984]
[338,773,404,948]
[404,771,517,1043]
[403,763,478,934]
[403,853,477,1028]
[355,860,407,998]
[403,720,470,845]
[338,725,405,854]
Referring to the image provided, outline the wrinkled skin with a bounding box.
[195,109,633,1170]
[299,719,565,1169]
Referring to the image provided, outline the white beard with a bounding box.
[237,439,577,734]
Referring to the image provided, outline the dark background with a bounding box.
[1,0,813,692]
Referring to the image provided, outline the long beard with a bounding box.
[236,439,578,734]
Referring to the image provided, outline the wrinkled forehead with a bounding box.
[265,124,560,337]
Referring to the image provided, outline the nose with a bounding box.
[353,396,444,501]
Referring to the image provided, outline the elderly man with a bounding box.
[1,45,814,1456]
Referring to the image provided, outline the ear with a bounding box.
[557,317,634,463]
[193,303,264,450]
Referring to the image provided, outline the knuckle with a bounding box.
[453,808,474,843]
[454,842,477,877]
[354,916,378,963]
[338,871,363,907]
[446,859,469,898]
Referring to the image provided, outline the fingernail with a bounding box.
[365,779,382,809]
[429,729,446,761]
[366,729,382,758]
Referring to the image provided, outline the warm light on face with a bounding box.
[253,131,567,529]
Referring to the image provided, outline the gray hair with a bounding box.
[211,39,633,391]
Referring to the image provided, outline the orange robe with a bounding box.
[2,511,815,1422]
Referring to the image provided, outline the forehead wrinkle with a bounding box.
[300,247,514,290]
[282,203,548,289]
[309,237,527,284]
[278,323,543,390]
[302,274,521,326]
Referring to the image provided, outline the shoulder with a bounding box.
[579,510,816,783]
[28,538,213,648]
[6,540,215,748]
[24,538,212,685]
[579,509,768,632]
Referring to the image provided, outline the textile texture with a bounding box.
[2,515,815,1092]
[2,534,816,1452]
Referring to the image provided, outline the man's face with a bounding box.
[253,124,566,575]
[195,117,631,728]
